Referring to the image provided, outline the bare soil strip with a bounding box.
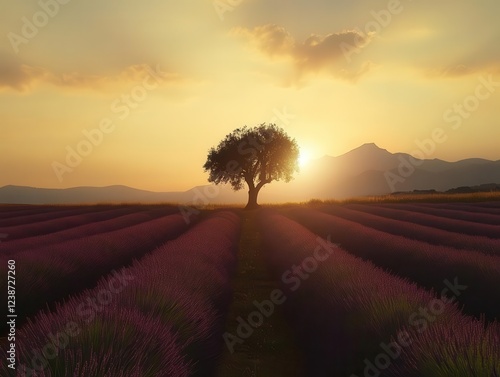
[216,210,303,377]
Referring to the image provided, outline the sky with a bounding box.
[1,0,499,192]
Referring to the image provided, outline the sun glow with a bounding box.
[298,149,311,168]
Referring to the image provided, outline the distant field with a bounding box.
[0,197,499,376]
[199,191,500,209]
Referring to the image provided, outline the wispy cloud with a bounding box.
[0,55,180,92]
[233,24,375,83]
[426,63,500,79]
[0,55,46,92]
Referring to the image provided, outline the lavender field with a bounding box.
[0,201,499,376]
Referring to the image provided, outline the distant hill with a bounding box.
[393,183,500,196]
[0,185,246,205]
[1,143,499,204]
[301,143,500,199]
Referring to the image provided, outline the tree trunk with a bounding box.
[245,187,260,210]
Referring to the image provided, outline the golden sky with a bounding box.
[1,0,499,191]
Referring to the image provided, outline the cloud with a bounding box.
[235,24,295,57]
[295,31,372,69]
[426,63,500,79]
[0,56,47,92]
[49,64,180,89]
[233,24,375,83]
[0,54,180,92]
[426,64,473,78]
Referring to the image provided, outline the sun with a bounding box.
[298,149,311,168]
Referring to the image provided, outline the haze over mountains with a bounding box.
[2,143,500,205]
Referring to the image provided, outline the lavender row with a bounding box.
[0,213,190,335]
[1,211,240,377]
[0,207,177,256]
[346,203,500,239]
[287,208,500,321]
[259,210,500,377]
[0,205,34,212]
[0,205,118,228]
[0,206,84,221]
[0,206,146,241]
[319,204,500,256]
[415,202,500,215]
[472,201,500,208]
[376,203,500,225]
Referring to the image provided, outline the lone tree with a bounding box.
[203,123,299,209]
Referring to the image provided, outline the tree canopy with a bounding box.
[203,123,299,209]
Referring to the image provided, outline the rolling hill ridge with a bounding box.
[2,143,499,204]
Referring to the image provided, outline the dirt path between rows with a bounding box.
[216,210,303,376]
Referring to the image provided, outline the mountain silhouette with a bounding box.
[1,143,499,204]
